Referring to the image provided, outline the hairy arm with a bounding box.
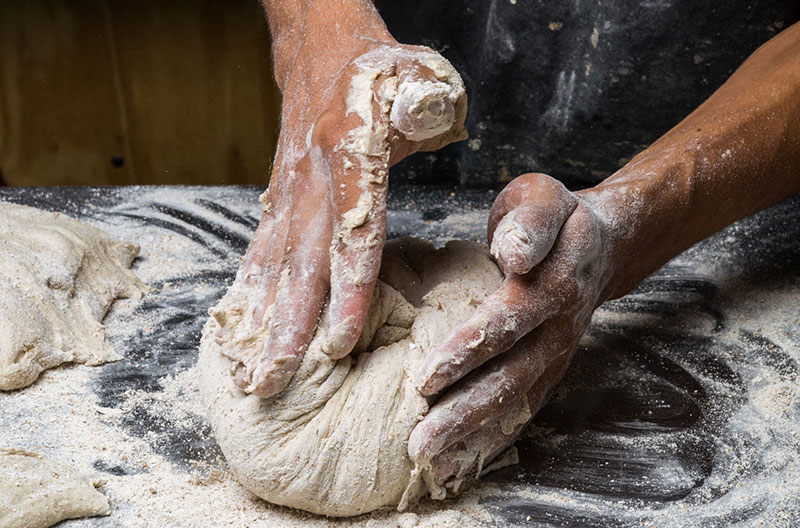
[586,21,800,301]
[262,0,393,91]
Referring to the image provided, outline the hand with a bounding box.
[409,20,800,484]
[408,173,614,482]
[223,38,467,398]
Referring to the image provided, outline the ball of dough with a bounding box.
[199,238,505,516]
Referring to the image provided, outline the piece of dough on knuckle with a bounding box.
[199,238,507,516]
[0,203,148,391]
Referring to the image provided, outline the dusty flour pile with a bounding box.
[0,362,498,528]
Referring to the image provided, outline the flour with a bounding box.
[199,238,515,516]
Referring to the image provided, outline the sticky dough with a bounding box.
[0,202,147,391]
[199,238,508,516]
[0,448,111,528]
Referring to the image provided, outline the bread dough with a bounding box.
[0,448,111,528]
[0,202,147,391]
[199,238,509,516]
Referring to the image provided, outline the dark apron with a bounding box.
[381,0,795,189]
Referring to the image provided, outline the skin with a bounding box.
[233,0,462,396]
[410,21,800,479]
[255,1,800,482]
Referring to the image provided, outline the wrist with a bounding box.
[578,158,693,303]
[266,0,395,91]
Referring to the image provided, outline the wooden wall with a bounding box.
[0,0,281,186]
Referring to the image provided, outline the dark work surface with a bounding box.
[1,185,798,527]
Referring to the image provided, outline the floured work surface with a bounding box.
[0,185,797,527]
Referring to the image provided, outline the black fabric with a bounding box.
[381,0,793,189]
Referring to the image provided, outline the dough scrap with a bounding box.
[199,238,509,516]
[0,202,148,391]
[0,448,111,528]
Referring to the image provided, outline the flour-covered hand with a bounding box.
[223,35,466,398]
[411,20,800,480]
[408,173,613,478]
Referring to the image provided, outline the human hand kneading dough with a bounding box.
[228,0,467,397]
[407,173,607,480]
[410,23,800,482]
[238,0,799,489]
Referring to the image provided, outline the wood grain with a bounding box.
[0,0,280,186]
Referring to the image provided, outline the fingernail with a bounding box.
[413,365,434,395]
[415,335,471,396]
[412,350,436,392]
[408,418,448,463]
[247,350,293,398]
[248,365,289,398]
[415,357,447,397]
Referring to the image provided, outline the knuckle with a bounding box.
[311,111,341,151]
[515,172,551,185]
[501,173,543,196]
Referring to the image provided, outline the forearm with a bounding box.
[583,22,800,301]
[261,0,394,91]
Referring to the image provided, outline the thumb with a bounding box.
[489,183,578,274]
[390,52,466,143]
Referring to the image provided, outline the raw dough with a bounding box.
[0,448,111,528]
[199,238,510,516]
[0,202,147,391]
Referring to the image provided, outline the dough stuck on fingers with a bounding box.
[0,202,148,391]
[199,238,517,516]
[0,448,111,528]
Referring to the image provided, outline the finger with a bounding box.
[213,208,274,341]
[427,346,573,484]
[230,193,290,388]
[490,202,574,275]
[390,56,458,142]
[427,402,528,486]
[325,168,388,358]
[245,184,294,332]
[247,173,332,397]
[409,319,572,463]
[235,208,273,289]
[487,173,577,250]
[415,271,553,396]
[318,79,392,359]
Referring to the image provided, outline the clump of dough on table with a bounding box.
[0,202,148,391]
[0,448,111,528]
[200,238,525,516]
